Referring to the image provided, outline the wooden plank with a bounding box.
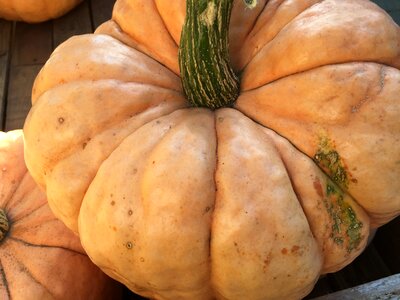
[387,10,400,24]
[371,0,400,11]
[125,290,145,300]
[7,18,54,130]
[311,273,400,300]
[371,0,400,24]
[5,65,42,130]
[11,21,53,66]
[90,0,116,29]
[326,244,392,291]
[305,277,333,299]
[0,20,12,130]
[53,1,93,48]
[373,217,400,274]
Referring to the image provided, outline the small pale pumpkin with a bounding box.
[0,130,122,299]
[23,0,400,299]
[0,0,82,23]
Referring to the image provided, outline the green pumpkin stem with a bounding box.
[179,0,239,109]
[0,209,9,242]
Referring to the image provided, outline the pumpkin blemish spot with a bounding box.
[281,248,288,254]
[126,242,133,249]
[323,182,363,252]
[234,242,241,255]
[291,245,300,253]
[58,117,65,124]
[110,201,115,206]
[243,0,258,9]
[314,136,349,189]
[128,210,133,216]
[140,257,145,262]
[264,254,272,270]
[313,178,324,198]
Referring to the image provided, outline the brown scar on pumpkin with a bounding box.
[263,252,272,273]
[313,177,324,198]
[291,245,300,253]
[351,66,386,113]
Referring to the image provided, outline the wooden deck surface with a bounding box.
[0,0,115,131]
[1,1,399,299]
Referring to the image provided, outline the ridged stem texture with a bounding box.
[179,0,239,109]
[0,209,9,242]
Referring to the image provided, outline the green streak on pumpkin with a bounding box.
[179,0,239,109]
[0,209,9,242]
[314,136,349,189]
[323,182,363,253]
[243,0,258,9]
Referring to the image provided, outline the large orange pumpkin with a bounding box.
[0,130,122,299]
[0,0,82,23]
[23,0,400,299]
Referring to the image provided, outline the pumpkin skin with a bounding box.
[0,0,82,23]
[0,130,122,299]
[23,0,400,299]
